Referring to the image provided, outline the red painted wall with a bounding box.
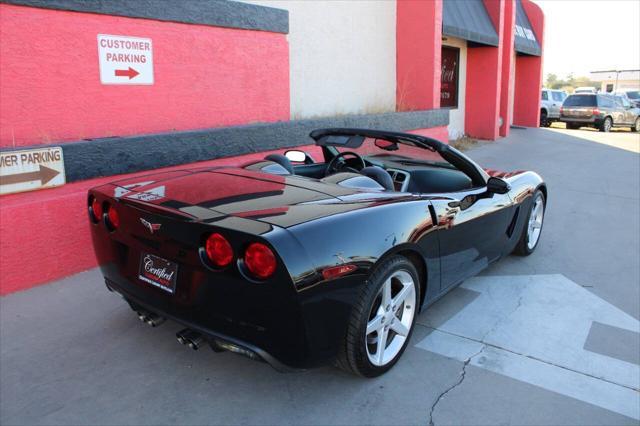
[465,0,505,141]
[499,0,516,137]
[396,0,442,111]
[0,4,290,147]
[513,0,544,127]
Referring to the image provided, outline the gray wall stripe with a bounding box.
[0,0,289,34]
[1,110,449,183]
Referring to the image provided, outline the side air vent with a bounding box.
[506,206,520,237]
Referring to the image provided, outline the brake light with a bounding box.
[560,106,564,114]
[244,242,276,279]
[322,264,357,280]
[592,108,600,115]
[106,204,120,230]
[89,196,102,222]
[205,233,234,267]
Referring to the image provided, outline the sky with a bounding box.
[533,0,640,79]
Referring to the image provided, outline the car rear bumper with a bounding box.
[104,277,297,372]
[559,116,600,124]
[97,256,365,370]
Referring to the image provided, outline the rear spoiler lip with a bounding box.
[117,196,198,221]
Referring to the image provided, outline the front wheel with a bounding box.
[513,190,546,256]
[599,117,612,132]
[336,256,419,377]
[632,117,640,132]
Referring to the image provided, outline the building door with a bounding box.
[440,46,460,109]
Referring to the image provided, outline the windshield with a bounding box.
[564,95,596,107]
[625,91,639,100]
[335,137,454,169]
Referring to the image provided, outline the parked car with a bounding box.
[574,86,598,94]
[613,89,640,108]
[88,128,547,377]
[560,93,640,132]
[540,88,567,127]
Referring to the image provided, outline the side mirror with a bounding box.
[285,150,314,164]
[487,177,510,194]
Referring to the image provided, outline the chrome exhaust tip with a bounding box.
[145,314,166,327]
[136,310,166,327]
[176,329,204,350]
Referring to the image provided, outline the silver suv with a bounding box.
[541,89,567,127]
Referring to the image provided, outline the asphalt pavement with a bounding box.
[1,126,639,425]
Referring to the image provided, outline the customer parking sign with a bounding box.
[97,34,154,85]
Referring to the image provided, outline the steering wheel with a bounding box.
[326,151,366,176]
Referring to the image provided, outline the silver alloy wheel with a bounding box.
[527,194,545,250]
[604,118,612,132]
[365,270,416,367]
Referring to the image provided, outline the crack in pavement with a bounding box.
[419,325,640,392]
[427,346,485,426]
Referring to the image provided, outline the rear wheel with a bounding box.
[632,117,640,132]
[540,110,549,127]
[513,190,546,256]
[336,256,419,377]
[599,117,612,132]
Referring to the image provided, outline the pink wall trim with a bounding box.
[499,0,516,137]
[513,0,545,128]
[396,0,442,111]
[465,0,505,141]
[0,4,289,147]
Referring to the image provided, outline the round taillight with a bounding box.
[244,242,276,279]
[205,233,234,267]
[90,196,102,221]
[106,204,120,230]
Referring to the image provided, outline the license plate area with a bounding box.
[138,253,178,294]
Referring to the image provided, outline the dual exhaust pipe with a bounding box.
[137,310,166,327]
[134,308,203,350]
[132,307,259,360]
[176,328,204,350]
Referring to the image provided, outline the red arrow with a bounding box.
[114,67,139,79]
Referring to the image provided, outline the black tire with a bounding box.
[513,190,546,256]
[599,117,612,132]
[540,110,549,127]
[336,255,420,377]
[632,117,640,133]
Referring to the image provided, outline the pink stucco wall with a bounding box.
[0,4,290,147]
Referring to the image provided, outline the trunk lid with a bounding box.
[105,167,393,228]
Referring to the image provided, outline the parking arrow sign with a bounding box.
[0,148,66,195]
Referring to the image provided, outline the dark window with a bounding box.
[625,91,639,100]
[541,91,548,100]
[563,95,597,107]
[552,92,564,102]
[440,46,460,108]
[606,84,614,92]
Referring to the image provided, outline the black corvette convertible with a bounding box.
[88,128,546,377]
